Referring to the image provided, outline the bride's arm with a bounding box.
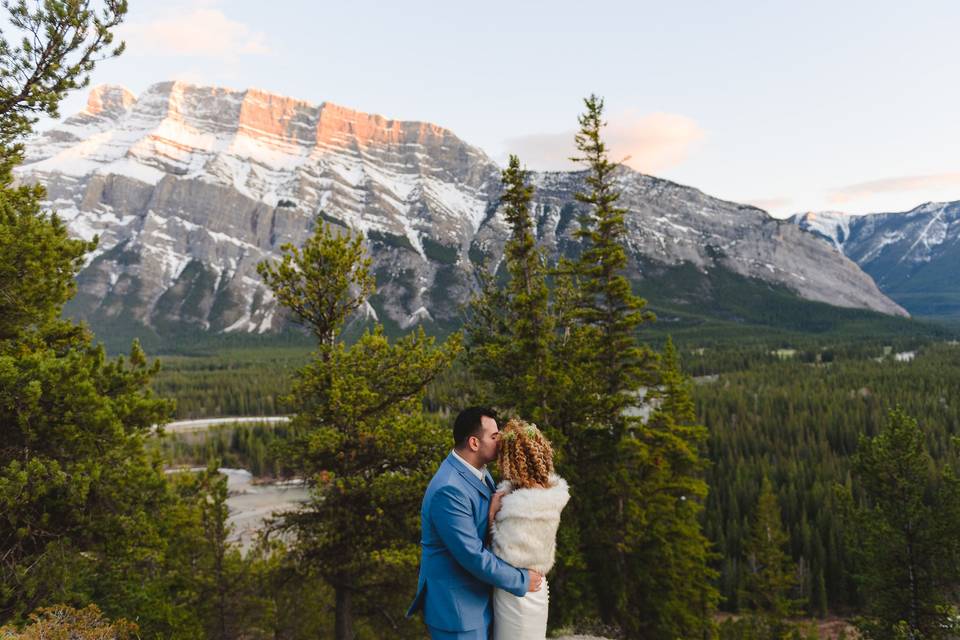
[486,490,505,544]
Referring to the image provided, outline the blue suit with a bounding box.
[407,453,529,638]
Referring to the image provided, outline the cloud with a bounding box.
[828,172,960,204]
[122,8,270,58]
[504,111,704,173]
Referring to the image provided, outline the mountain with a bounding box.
[15,81,907,343]
[788,202,960,317]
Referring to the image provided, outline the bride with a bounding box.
[489,419,570,640]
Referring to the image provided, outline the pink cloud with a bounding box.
[123,8,270,58]
[828,172,960,204]
[504,111,705,173]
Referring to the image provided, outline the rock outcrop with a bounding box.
[16,81,907,336]
[789,202,960,316]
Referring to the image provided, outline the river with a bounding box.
[159,417,307,552]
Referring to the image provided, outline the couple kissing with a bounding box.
[407,407,570,640]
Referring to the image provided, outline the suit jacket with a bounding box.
[407,452,529,632]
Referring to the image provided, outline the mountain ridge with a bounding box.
[788,201,960,316]
[16,81,908,337]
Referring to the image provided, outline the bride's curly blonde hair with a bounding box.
[498,418,554,489]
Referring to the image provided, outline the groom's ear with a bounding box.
[468,434,481,452]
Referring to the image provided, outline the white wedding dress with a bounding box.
[490,474,569,640]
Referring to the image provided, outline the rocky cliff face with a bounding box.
[16,81,907,337]
[789,202,960,316]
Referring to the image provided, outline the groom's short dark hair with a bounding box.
[453,407,498,448]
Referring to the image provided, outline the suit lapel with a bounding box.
[447,453,492,500]
[483,469,497,493]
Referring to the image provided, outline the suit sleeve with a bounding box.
[429,484,529,596]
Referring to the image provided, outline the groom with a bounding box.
[407,407,543,639]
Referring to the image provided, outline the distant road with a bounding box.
[159,416,291,434]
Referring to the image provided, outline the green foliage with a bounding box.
[555,95,717,638]
[632,259,951,341]
[699,341,960,616]
[421,236,459,264]
[0,7,289,637]
[847,408,960,640]
[468,99,716,637]
[0,0,127,172]
[549,96,659,631]
[466,154,554,426]
[0,192,95,340]
[256,221,375,346]
[0,337,173,615]
[150,345,310,418]
[739,478,802,637]
[0,7,201,617]
[617,337,719,638]
[0,604,137,639]
[366,228,417,253]
[258,223,461,638]
[152,421,304,477]
[566,93,655,417]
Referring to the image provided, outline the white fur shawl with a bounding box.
[491,474,570,574]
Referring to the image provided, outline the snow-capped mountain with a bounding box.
[16,81,907,338]
[789,202,960,316]
[786,211,853,253]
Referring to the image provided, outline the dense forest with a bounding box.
[155,338,960,623]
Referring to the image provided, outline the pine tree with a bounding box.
[851,408,960,640]
[465,154,599,624]
[257,222,375,352]
[814,570,828,619]
[0,4,222,631]
[466,154,554,427]
[259,222,461,640]
[0,1,127,172]
[559,94,660,631]
[741,478,801,638]
[567,93,655,424]
[620,337,719,638]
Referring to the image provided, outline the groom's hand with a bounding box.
[527,569,543,592]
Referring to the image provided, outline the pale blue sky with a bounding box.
[52,0,960,217]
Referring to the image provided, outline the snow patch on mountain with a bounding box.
[788,201,960,316]
[15,81,912,333]
[788,211,851,252]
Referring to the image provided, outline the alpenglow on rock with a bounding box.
[16,81,907,337]
[789,202,960,316]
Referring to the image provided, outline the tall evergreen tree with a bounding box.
[568,93,655,424]
[259,223,461,640]
[0,0,126,340]
[741,478,801,638]
[0,4,225,633]
[257,222,375,352]
[465,154,599,624]
[850,408,960,640]
[466,154,553,427]
[559,94,659,632]
[619,336,719,638]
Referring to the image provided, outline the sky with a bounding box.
[47,0,960,218]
